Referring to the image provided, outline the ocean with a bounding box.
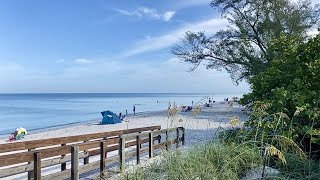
[0,93,243,134]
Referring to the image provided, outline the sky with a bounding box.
[0,0,251,93]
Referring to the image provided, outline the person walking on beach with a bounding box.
[126,110,128,116]
[133,105,136,116]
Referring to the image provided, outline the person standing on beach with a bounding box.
[133,105,136,116]
[126,110,128,116]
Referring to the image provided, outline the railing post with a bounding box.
[182,127,185,145]
[84,141,89,165]
[61,144,67,171]
[149,132,154,158]
[176,128,180,149]
[158,128,161,144]
[138,132,142,149]
[165,130,169,151]
[100,140,106,174]
[33,152,41,180]
[119,136,125,172]
[136,135,140,164]
[71,146,79,180]
[28,149,34,180]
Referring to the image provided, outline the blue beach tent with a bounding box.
[101,110,121,124]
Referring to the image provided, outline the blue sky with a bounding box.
[0,0,249,93]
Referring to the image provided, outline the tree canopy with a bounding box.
[241,34,320,149]
[171,0,319,83]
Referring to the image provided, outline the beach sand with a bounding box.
[0,102,247,179]
[0,102,246,145]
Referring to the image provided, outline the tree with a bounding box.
[171,0,319,83]
[241,34,320,150]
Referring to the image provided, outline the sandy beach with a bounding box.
[0,102,247,179]
[0,102,246,145]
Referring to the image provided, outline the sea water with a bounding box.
[0,93,243,134]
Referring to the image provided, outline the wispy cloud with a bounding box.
[74,59,94,64]
[115,7,176,22]
[123,17,228,57]
[163,11,176,21]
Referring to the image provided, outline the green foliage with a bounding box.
[277,153,320,179]
[241,34,320,149]
[120,142,262,180]
[172,0,319,82]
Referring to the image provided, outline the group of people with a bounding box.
[118,105,136,120]
[9,127,27,142]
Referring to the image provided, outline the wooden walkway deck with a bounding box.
[0,125,185,180]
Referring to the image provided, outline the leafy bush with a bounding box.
[241,34,320,153]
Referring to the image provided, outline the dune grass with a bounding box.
[120,141,262,180]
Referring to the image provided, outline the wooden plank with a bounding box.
[149,132,153,158]
[71,146,79,180]
[28,148,34,180]
[182,127,185,145]
[0,135,157,167]
[176,128,180,148]
[122,128,176,139]
[0,135,161,178]
[0,145,71,167]
[42,147,150,180]
[0,136,159,178]
[61,144,67,171]
[42,141,174,180]
[165,130,169,150]
[119,137,125,172]
[0,150,91,178]
[100,141,106,174]
[83,141,89,165]
[0,126,161,153]
[158,128,161,144]
[136,135,140,164]
[33,152,41,180]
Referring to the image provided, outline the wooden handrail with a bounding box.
[0,126,186,180]
[0,125,161,153]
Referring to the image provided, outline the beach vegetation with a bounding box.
[240,34,320,157]
[120,142,262,180]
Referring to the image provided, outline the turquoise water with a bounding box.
[0,93,242,134]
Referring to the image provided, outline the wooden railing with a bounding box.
[0,126,185,180]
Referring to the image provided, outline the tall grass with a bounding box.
[277,153,320,180]
[120,142,262,180]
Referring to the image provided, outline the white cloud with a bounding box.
[115,9,141,16]
[163,11,176,21]
[115,7,176,22]
[74,59,94,64]
[124,17,228,57]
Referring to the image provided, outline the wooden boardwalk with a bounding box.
[0,125,185,180]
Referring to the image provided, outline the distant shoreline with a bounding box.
[0,109,167,137]
[0,103,247,144]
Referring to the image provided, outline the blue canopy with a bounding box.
[101,110,122,125]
